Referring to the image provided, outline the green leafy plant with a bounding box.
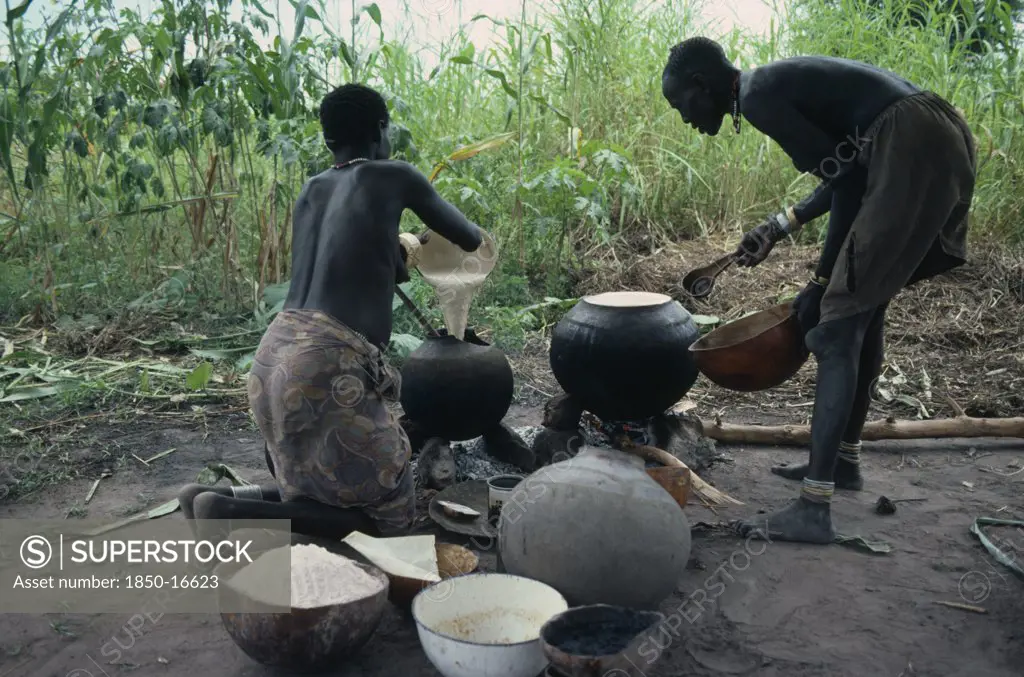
[0,0,1018,327]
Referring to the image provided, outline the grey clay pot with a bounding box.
[497,446,691,610]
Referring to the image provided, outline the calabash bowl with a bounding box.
[540,604,666,677]
[388,542,480,610]
[689,303,809,392]
[216,554,389,673]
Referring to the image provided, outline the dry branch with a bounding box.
[616,437,744,507]
[700,416,1024,446]
[934,600,987,614]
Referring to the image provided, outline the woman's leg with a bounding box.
[771,173,868,490]
[771,303,887,490]
[178,483,280,520]
[736,306,879,544]
[192,492,380,542]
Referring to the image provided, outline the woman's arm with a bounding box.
[393,162,483,252]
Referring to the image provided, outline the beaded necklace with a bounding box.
[332,157,370,169]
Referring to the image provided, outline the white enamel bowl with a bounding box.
[411,573,569,677]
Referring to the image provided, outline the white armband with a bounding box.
[775,207,801,235]
[774,211,791,235]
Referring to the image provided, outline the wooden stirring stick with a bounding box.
[395,286,441,338]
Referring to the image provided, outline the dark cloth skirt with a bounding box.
[820,91,976,324]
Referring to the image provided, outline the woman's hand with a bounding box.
[396,231,432,283]
[735,215,787,268]
[792,279,827,335]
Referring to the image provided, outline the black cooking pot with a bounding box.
[399,327,515,442]
[549,291,700,421]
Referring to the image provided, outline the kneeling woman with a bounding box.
[177,83,486,541]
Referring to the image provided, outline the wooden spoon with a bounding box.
[681,252,738,299]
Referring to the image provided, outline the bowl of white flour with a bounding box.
[217,542,389,672]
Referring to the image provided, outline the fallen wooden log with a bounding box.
[700,416,1024,446]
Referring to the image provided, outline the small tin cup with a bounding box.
[486,474,524,523]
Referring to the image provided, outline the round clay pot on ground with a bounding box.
[399,327,514,442]
[548,291,700,422]
[498,446,691,610]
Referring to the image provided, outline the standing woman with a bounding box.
[661,38,976,543]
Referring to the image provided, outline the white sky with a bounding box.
[13,0,782,65]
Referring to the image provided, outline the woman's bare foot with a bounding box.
[733,497,837,544]
[771,459,863,491]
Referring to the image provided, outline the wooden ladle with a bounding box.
[681,251,738,299]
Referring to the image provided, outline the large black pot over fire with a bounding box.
[400,328,515,442]
[549,291,700,422]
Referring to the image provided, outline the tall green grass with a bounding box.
[0,0,1020,324]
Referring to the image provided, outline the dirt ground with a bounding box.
[1,399,1023,677]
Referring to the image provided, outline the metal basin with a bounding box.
[412,573,569,677]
